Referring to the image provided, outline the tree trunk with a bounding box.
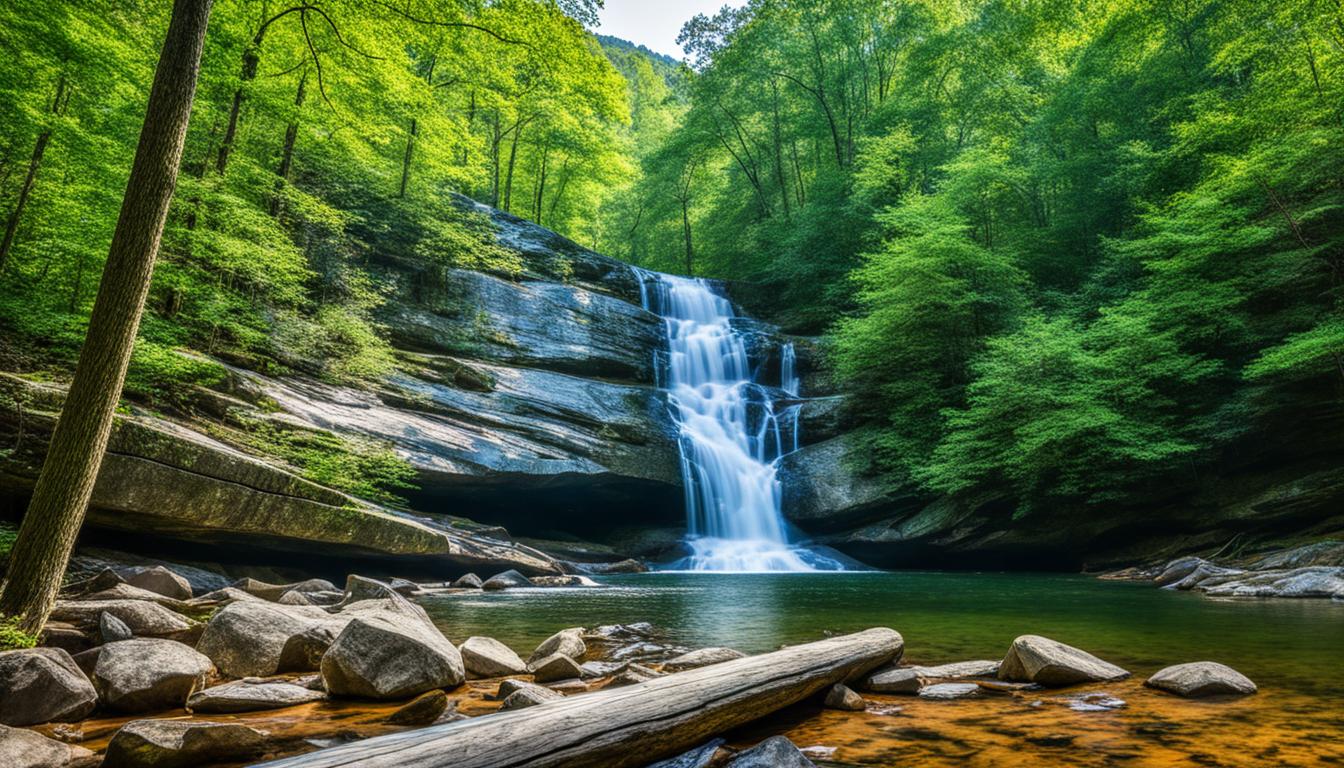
[398,117,417,199]
[271,70,307,217]
[0,0,213,634]
[503,122,523,213]
[216,25,263,176]
[681,197,694,276]
[254,629,902,768]
[0,131,50,275]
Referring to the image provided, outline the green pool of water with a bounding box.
[422,572,1344,699]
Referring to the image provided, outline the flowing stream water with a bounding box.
[637,270,840,571]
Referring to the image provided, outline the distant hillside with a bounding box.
[596,34,681,68]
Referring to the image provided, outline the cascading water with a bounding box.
[637,269,843,572]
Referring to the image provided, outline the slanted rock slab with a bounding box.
[500,682,563,710]
[646,738,726,768]
[93,639,214,713]
[103,719,268,768]
[459,636,527,678]
[919,682,981,700]
[1145,662,1257,698]
[452,573,483,589]
[120,565,193,600]
[866,659,999,694]
[188,679,327,713]
[482,570,534,591]
[50,599,197,640]
[100,611,134,643]
[998,635,1129,687]
[385,690,451,725]
[527,627,586,664]
[0,647,98,726]
[0,723,96,768]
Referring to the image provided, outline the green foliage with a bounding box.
[0,615,38,651]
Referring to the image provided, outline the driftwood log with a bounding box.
[253,627,903,768]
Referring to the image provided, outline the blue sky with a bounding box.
[596,1,741,59]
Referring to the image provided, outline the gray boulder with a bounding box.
[103,719,267,768]
[865,660,999,694]
[529,652,582,683]
[1154,557,1205,587]
[727,736,816,767]
[120,566,193,600]
[321,614,465,699]
[606,663,662,688]
[530,575,600,587]
[823,683,865,711]
[998,635,1129,686]
[482,570,534,591]
[1145,662,1257,698]
[919,682,981,700]
[0,647,98,725]
[82,583,193,613]
[0,724,96,768]
[527,627,586,664]
[646,739,726,768]
[196,601,342,678]
[459,636,527,678]
[500,681,562,710]
[663,647,745,671]
[452,573,483,589]
[187,679,327,713]
[93,639,214,713]
[100,611,134,642]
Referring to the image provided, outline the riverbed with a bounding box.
[418,572,1344,767]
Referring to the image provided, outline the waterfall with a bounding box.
[637,269,842,572]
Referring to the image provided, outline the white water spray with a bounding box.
[637,270,842,572]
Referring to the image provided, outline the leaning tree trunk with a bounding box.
[0,0,213,634]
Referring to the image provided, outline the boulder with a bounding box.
[82,583,193,613]
[100,611,134,642]
[0,647,98,725]
[997,635,1130,687]
[93,639,214,712]
[1197,567,1344,598]
[579,660,628,679]
[120,566,193,600]
[527,627,586,664]
[459,636,527,678]
[662,647,746,672]
[823,683,865,711]
[500,681,563,710]
[1154,557,1205,587]
[918,682,981,700]
[196,601,342,678]
[49,599,197,640]
[483,570,534,591]
[646,739,727,768]
[336,575,403,606]
[495,678,540,699]
[39,623,92,654]
[529,652,583,683]
[187,679,327,713]
[727,736,816,768]
[530,575,600,587]
[1145,662,1257,698]
[0,724,96,768]
[452,573,483,589]
[865,659,999,694]
[321,614,465,699]
[103,719,268,768]
[389,578,421,596]
[278,590,316,606]
[385,690,451,725]
[189,587,263,607]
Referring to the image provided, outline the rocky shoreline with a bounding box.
[1102,540,1344,601]
[0,562,1279,768]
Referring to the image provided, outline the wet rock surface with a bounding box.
[1145,662,1257,698]
[102,719,267,768]
[92,639,214,713]
[0,648,98,726]
[998,635,1130,687]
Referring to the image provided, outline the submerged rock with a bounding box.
[823,683,865,711]
[321,614,465,699]
[93,639,214,713]
[0,724,96,768]
[527,627,586,664]
[998,635,1129,687]
[459,636,527,678]
[529,652,583,683]
[663,647,746,671]
[727,736,817,767]
[483,570,534,591]
[187,679,327,713]
[0,647,98,726]
[103,720,267,768]
[385,689,451,725]
[919,682,981,700]
[865,660,998,694]
[1145,662,1257,697]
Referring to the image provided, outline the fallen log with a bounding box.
[253,627,903,768]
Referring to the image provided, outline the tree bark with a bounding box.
[271,70,308,216]
[398,117,417,199]
[0,0,213,634]
[0,72,67,274]
[255,628,902,768]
